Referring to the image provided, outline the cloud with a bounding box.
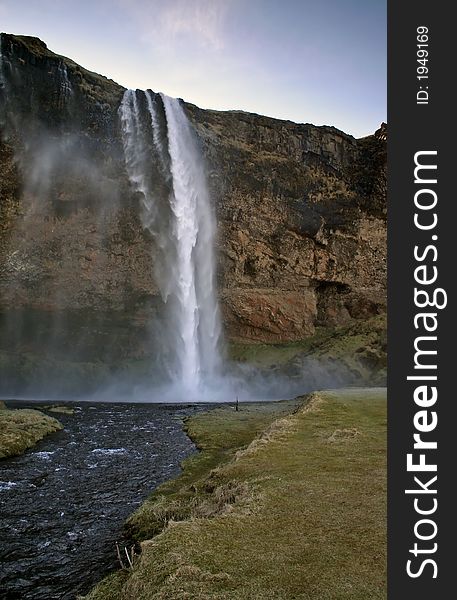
[159,0,228,50]
[118,0,230,51]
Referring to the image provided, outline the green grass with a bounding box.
[0,405,63,459]
[84,388,386,600]
[228,327,336,365]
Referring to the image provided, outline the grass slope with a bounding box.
[85,388,386,600]
[229,314,387,386]
[0,405,63,458]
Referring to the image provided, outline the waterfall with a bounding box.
[119,90,221,398]
[57,61,73,106]
[0,36,10,113]
[0,41,4,89]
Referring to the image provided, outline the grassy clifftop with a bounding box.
[85,388,386,600]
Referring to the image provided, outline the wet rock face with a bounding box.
[0,34,386,354]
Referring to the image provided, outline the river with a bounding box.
[0,401,207,599]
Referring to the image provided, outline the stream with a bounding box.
[0,401,208,599]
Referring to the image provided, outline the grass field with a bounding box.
[85,388,386,600]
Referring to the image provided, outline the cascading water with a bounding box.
[57,61,73,107]
[119,89,221,398]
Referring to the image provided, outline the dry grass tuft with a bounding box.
[327,427,361,442]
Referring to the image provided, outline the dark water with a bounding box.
[0,402,208,599]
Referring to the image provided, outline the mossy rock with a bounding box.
[0,408,63,459]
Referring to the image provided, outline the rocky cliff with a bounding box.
[0,34,386,392]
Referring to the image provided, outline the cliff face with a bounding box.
[188,105,386,341]
[0,34,386,382]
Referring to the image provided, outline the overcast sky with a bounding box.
[0,0,386,137]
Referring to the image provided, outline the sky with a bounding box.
[0,0,386,137]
